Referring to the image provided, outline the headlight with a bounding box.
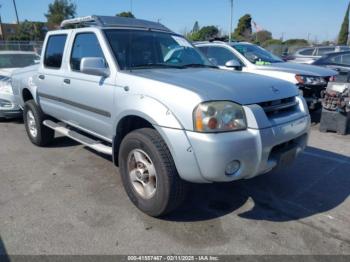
[295,75,326,86]
[194,101,247,132]
[0,76,13,94]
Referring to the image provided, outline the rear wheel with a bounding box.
[23,100,54,146]
[119,128,187,217]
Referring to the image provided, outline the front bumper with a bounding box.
[0,92,22,119]
[186,115,310,182]
[157,114,310,183]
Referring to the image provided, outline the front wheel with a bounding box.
[118,128,187,217]
[23,100,54,146]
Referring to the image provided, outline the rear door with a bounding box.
[37,33,69,120]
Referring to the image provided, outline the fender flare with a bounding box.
[113,94,183,131]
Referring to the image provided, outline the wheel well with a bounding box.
[22,88,34,103]
[113,115,154,166]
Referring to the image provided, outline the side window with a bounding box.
[207,46,242,66]
[329,54,342,65]
[299,48,314,56]
[316,47,334,56]
[44,34,67,69]
[340,54,350,66]
[70,33,106,71]
[197,46,208,56]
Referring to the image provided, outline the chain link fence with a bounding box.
[264,44,308,58]
[0,41,43,55]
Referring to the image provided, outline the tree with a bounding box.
[261,39,283,47]
[45,0,76,27]
[253,30,272,44]
[338,2,350,45]
[187,25,219,41]
[283,39,309,46]
[9,20,47,41]
[116,11,135,18]
[232,14,252,41]
[192,21,200,33]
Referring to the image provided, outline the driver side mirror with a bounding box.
[81,57,110,77]
[225,60,242,71]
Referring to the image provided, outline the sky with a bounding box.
[0,0,348,42]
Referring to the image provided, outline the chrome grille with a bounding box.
[259,96,298,116]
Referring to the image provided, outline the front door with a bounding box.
[61,32,115,140]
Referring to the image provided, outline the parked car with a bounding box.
[195,41,337,110]
[12,16,310,217]
[0,51,40,120]
[290,46,350,64]
[312,51,350,83]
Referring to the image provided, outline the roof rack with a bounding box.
[60,15,173,33]
[60,16,102,28]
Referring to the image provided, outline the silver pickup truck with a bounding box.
[12,16,310,217]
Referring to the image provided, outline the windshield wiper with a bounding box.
[181,64,218,69]
[130,63,183,70]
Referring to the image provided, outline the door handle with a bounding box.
[63,79,71,84]
[38,75,45,80]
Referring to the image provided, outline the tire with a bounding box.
[119,128,187,217]
[23,100,54,146]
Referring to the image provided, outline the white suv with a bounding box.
[195,41,337,109]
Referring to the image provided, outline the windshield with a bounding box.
[0,54,40,68]
[232,44,283,64]
[104,29,213,70]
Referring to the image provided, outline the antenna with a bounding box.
[229,0,233,43]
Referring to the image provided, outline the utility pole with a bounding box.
[0,4,4,41]
[229,0,233,43]
[12,0,19,24]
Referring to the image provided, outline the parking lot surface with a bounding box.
[0,118,350,255]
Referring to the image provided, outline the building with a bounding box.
[0,23,19,40]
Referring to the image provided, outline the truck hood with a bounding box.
[131,68,298,105]
[255,62,337,77]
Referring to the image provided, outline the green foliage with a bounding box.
[253,30,272,44]
[45,0,76,26]
[261,39,283,47]
[9,20,47,41]
[338,2,350,45]
[116,12,135,18]
[187,25,219,41]
[283,39,309,46]
[232,14,252,41]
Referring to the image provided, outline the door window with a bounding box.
[316,47,334,56]
[44,34,67,69]
[206,46,242,66]
[299,48,314,56]
[70,33,106,71]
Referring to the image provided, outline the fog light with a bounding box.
[225,160,240,176]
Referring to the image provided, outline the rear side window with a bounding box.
[317,47,334,56]
[44,34,67,69]
[70,33,105,71]
[299,48,314,56]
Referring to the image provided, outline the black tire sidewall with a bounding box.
[119,130,172,217]
[23,100,53,146]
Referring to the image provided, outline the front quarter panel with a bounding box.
[113,93,183,131]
